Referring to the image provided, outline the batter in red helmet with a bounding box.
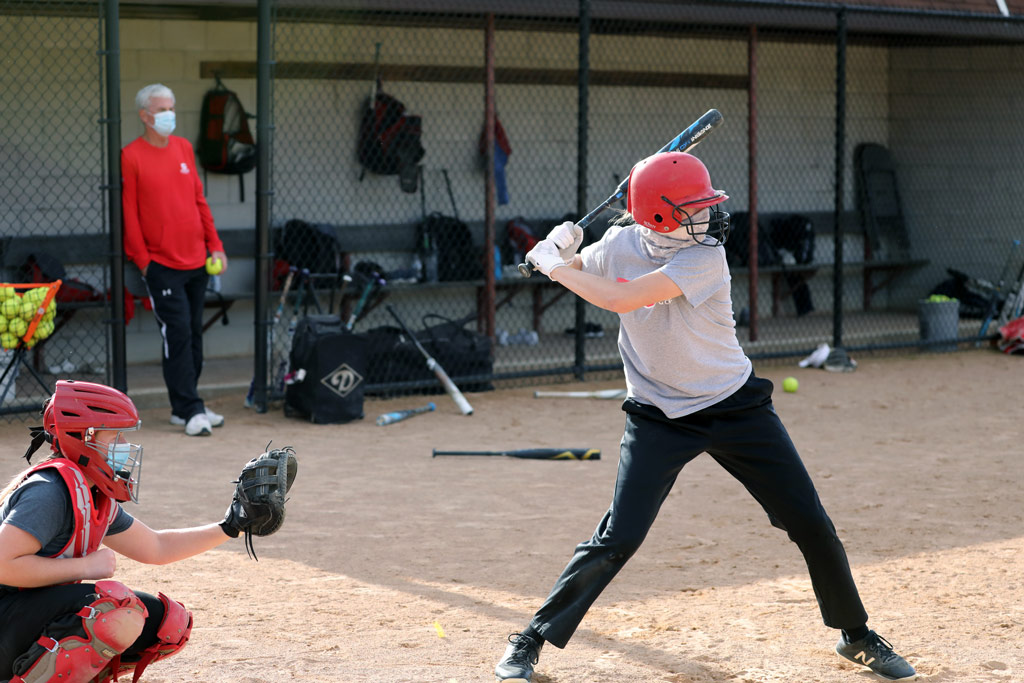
[0,380,242,683]
[495,152,915,681]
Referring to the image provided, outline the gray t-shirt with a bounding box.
[0,468,134,593]
[580,224,751,418]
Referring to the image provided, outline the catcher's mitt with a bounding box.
[220,446,298,560]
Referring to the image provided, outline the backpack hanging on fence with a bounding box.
[357,86,425,192]
[197,76,257,201]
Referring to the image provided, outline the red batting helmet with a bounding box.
[626,152,730,243]
[42,380,143,502]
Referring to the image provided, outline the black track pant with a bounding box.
[144,262,208,421]
[0,584,165,680]
[529,373,868,649]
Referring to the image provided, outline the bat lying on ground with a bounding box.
[386,304,474,415]
[376,402,436,426]
[519,108,724,277]
[432,448,600,460]
[534,389,627,400]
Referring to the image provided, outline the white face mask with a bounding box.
[151,110,176,136]
[107,442,133,472]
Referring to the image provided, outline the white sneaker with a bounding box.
[203,407,225,427]
[172,407,224,428]
[184,413,213,437]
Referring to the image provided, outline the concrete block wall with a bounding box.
[888,43,1024,307]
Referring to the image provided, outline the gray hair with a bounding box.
[135,83,175,111]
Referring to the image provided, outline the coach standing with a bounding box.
[122,83,228,437]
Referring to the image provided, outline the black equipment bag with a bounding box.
[274,219,342,275]
[415,212,482,282]
[284,315,367,424]
[769,214,816,266]
[724,211,778,267]
[414,169,483,282]
[364,314,492,396]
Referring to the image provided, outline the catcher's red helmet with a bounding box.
[43,380,142,502]
[627,152,730,243]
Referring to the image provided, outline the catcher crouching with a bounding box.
[0,380,296,683]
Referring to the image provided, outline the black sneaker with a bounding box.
[495,633,542,682]
[836,630,916,680]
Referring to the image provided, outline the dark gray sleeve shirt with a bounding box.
[0,469,134,594]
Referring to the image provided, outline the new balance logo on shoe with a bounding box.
[854,650,876,666]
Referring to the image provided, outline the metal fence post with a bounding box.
[574,0,591,380]
[832,6,847,350]
[103,0,125,391]
[252,0,273,412]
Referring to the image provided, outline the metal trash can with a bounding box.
[919,298,959,352]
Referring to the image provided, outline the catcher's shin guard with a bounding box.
[95,592,193,683]
[10,581,147,683]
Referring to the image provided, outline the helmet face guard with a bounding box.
[661,196,731,246]
[84,425,144,503]
[40,380,143,502]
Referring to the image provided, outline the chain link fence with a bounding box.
[1,2,110,419]
[4,1,1024,419]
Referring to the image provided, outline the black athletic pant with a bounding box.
[0,584,164,679]
[143,262,208,421]
[529,373,868,649]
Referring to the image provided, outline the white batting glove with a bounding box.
[526,239,569,278]
[547,221,584,263]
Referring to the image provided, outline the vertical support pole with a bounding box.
[574,0,591,380]
[833,6,847,349]
[252,0,273,412]
[747,24,759,342]
[104,0,126,391]
[483,13,497,339]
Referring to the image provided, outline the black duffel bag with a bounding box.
[365,313,493,396]
[284,315,368,424]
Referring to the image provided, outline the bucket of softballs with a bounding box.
[918,294,959,352]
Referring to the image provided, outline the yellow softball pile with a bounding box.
[0,286,57,349]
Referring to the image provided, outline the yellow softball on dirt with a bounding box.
[0,332,18,349]
[0,297,20,319]
[8,317,28,339]
[783,376,799,393]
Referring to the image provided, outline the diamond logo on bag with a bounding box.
[320,363,363,398]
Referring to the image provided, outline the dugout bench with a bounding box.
[729,210,930,317]
[299,219,570,334]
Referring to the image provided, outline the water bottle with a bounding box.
[410,252,423,282]
[422,234,439,283]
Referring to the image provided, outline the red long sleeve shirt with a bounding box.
[121,135,223,272]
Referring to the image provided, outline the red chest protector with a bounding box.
[24,459,117,559]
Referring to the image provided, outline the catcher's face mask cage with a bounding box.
[660,198,732,247]
[42,380,142,503]
[84,425,143,503]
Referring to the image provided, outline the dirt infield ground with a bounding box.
[1,348,1022,682]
